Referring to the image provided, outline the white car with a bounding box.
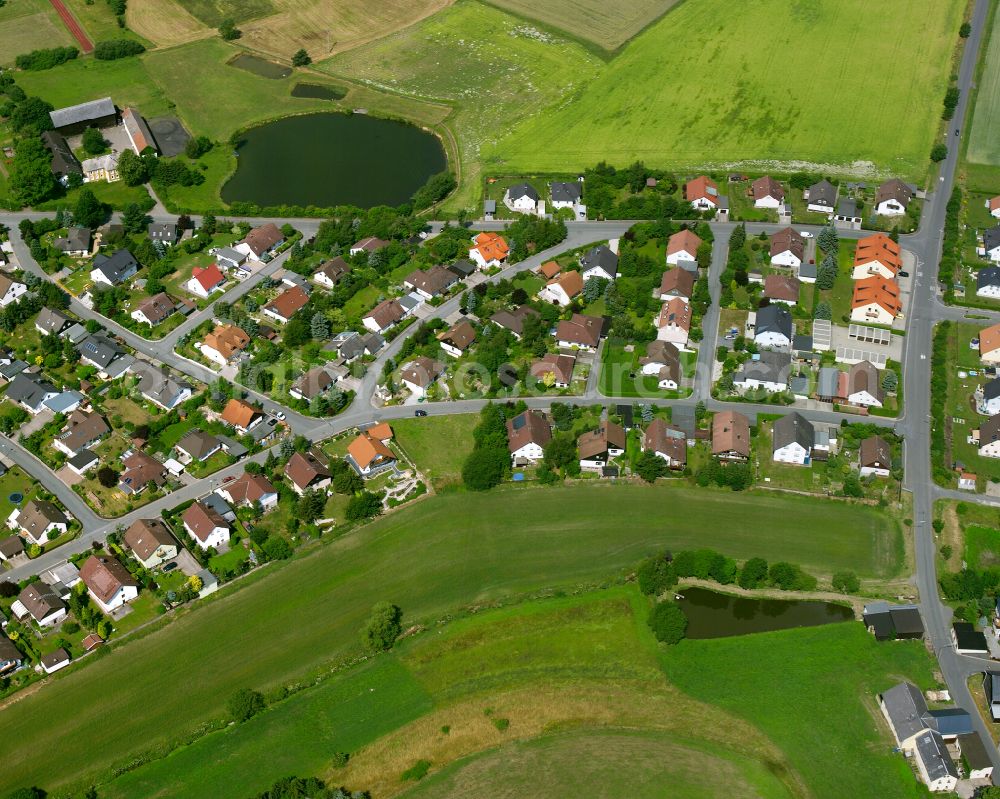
[800,231,814,238]
[275,411,286,421]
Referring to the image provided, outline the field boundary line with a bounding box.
[49,0,93,53]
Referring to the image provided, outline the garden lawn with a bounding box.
[392,413,478,488]
[492,0,963,179]
[967,1,1000,169]
[963,524,1000,569]
[599,339,690,398]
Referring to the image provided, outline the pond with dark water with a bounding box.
[676,587,854,639]
[229,54,292,79]
[222,112,447,208]
[290,82,346,100]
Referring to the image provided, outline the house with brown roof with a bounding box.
[122,106,156,154]
[490,305,540,339]
[182,500,231,551]
[0,535,24,562]
[875,179,914,217]
[313,257,351,289]
[123,518,178,569]
[262,286,310,324]
[41,648,71,674]
[350,236,389,256]
[290,366,335,401]
[659,268,695,302]
[852,233,901,280]
[217,472,278,512]
[538,260,561,279]
[80,554,138,613]
[53,410,109,456]
[656,298,692,345]
[469,232,509,269]
[639,340,680,389]
[401,356,443,398]
[642,418,686,469]
[763,274,801,305]
[539,270,584,307]
[556,313,603,351]
[130,292,176,326]
[752,176,784,209]
[530,353,575,388]
[285,449,332,494]
[200,324,250,367]
[119,450,167,495]
[240,223,285,261]
[977,414,1000,459]
[712,411,751,461]
[770,227,805,268]
[404,265,458,299]
[347,425,395,476]
[221,398,262,432]
[0,635,23,674]
[851,277,902,325]
[666,229,702,266]
[859,435,892,477]
[362,298,407,334]
[506,410,551,464]
[847,360,883,407]
[578,422,626,471]
[13,582,66,627]
[438,320,476,358]
[7,499,69,545]
[175,429,222,463]
[685,176,720,210]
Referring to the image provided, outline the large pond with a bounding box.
[676,587,854,639]
[221,112,447,208]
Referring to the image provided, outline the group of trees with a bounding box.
[411,171,456,211]
[582,161,700,220]
[249,777,368,799]
[219,18,241,40]
[94,39,146,60]
[937,187,961,295]
[119,149,205,189]
[504,216,567,263]
[362,602,402,652]
[14,46,78,71]
[694,459,752,491]
[461,404,510,490]
[636,549,819,597]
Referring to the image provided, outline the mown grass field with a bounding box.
[964,524,1000,568]
[0,484,900,794]
[490,0,963,179]
[176,0,274,27]
[392,414,478,488]
[967,1,1000,170]
[62,0,150,47]
[0,0,74,65]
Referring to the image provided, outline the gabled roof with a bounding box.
[773,412,813,451]
[50,97,115,128]
[80,555,136,604]
[77,333,122,369]
[41,130,81,177]
[859,435,891,468]
[849,360,883,401]
[751,175,784,201]
[659,267,696,299]
[490,305,540,336]
[263,286,310,320]
[404,265,457,297]
[578,422,627,460]
[770,227,805,260]
[580,245,618,278]
[6,374,57,409]
[657,297,692,333]
[132,361,191,407]
[401,356,442,388]
[18,582,64,622]
[985,225,1000,253]
[221,398,260,430]
[643,418,686,463]
[539,260,561,279]
[57,410,110,453]
[763,274,800,302]
[854,233,901,274]
[285,449,332,490]
[875,179,914,208]
[685,175,719,204]
[980,413,1000,444]
[472,232,509,262]
[852,276,902,316]
[191,264,225,292]
[712,411,750,458]
[183,501,229,542]
[351,236,389,252]
[735,350,791,386]
[363,298,406,329]
[122,107,156,153]
[53,226,90,253]
[242,223,284,257]
[530,353,575,385]
[314,257,351,285]
[507,182,539,202]
[91,250,139,284]
[348,427,395,471]
[807,179,837,206]
[292,366,334,399]
[438,320,476,352]
[176,429,220,460]
[667,229,702,258]
[556,313,603,347]
[119,450,166,493]
[36,308,71,335]
[134,292,175,324]
[880,682,928,742]
[202,325,250,359]
[978,266,1000,290]
[551,181,582,203]
[223,472,276,505]
[755,304,793,339]
[546,270,584,299]
[123,518,176,561]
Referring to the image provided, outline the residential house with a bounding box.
[685,175,720,210]
[41,130,82,184]
[914,731,959,793]
[40,648,71,674]
[751,175,784,208]
[580,245,618,282]
[805,179,837,214]
[349,236,388,256]
[5,374,58,414]
[240,223,285,261]
[77,334,126,377]
[985,226,1000,262]
[290,366,335,401]
[978,266,1000,298]
[763,275,800,305]
[346,424,395,477]
[0,635,23,674]
[438,321,476,358]
[82,152,120,183]
[753,304,793,348]
[403,265,458,300]
[659,268,695,302]
[875,179,914,216]
[80,554,139,613]
[362,298,407,334]
[639,340,680,389]
[132,362,192,410]
[175,430,222,463]
[0,358,28,383]
[53,226,91,257]
[769,227,805,268]
[953,621,989,655]
[187,264,226,298]
[550,181,582,209]
[530,353,575,388]
[313,257,351,289]
[44,390,84,415]
[539,260,561,281]
[879,682,935,749]
[490,305,540,339]
[147,222,177,246]
[981,323,1000,365]
[469,232,510,269]
[958,733,994,781]
[221,398,261,433]
[504,183,540,213]
[13,582,66,627]
[400,356,442,398]
[200,324,250,367]
[217,472,278,512]
[859,435,892,477]
[861,601,923,640]
[642,418,687,468]
[118,450,167,495]
[988,196,1000,219]
[0,535,24,563]
[90,250,139,286]
[712,411,751,461]
[183,500,231,551]
[847,360,883,407]
[772,412,813,465]
[285,449,332,494]
[959,472,978,491]
[556,313,603,351]
[655,298,692,345]
[123,519,178,569]
[505,410,551,465]
[122,106,157,154]
[836,198,863,227]
[979,378,1000,416]
[262,286,309,324]
[130,292,175,326]
[734,350,791,393]
[35,308,70,337]
[336,331,384,361]
[578,422,626,471]
[852,233,901,280]
[8,499,68,545]
[214,246,248,273]
[978,415,1000,458]
[539,270,584,306]
[666,229,702,266]
[53,410,109,456]
[851,277,901,325]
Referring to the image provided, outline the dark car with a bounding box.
[898,270,909,278]
[414,409,428,417]
[163,562,178,572]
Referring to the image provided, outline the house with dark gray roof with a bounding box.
[772,412,813,465]
[504,182,540,213]
[551,181,583,208]
[913,730,958,792]
[0,359,29,382]
[132,361,192,409]
[733,351,791,394]
[41,130,82,183]
[52,226,91,256]
[148,222,178,246]
[805,179,837,212]
[6,373,58,414]
[984,225,1000,262]
[754,304,793,348]
[77,334,123,374]
[977,265,1000,298]
[580,245,618,281]
[90,250,139,286]
[49,97,116,132]
[35,308,70,337]
[862,602,923,640]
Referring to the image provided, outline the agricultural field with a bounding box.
[483,0,681,51]
[126,0,209,47]
[491,0,963,180]
[0,483,901,794]
[966,1,1000,188]
[0,0,74,65]
[392,414,479,489]
[176,0,274,27]
[62,0,150,47]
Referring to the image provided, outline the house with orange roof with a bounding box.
[347,424,395,476]
[656,297,692,345]
[200,324,250,367]
[538,270,583,307]
[538,260,561,279]
[851,277,902,325]
[187,264,226,299]
[852,233,902,280]
[685,176,720,210]
[262,285,310,324]
[988,196,1000,219]
[220,398,262,433]
[469,232,510,270]
[666,229,702,266]
[980,323,1000,365]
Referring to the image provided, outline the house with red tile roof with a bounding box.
[187,264,226,299]
[469,232,509,269]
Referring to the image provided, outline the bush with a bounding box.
[768,561,817,592]
[362,602,402,652]
[262,537,292,561]
[227,688,265,722]
[330,751,350,768]
[831,571,860,594]
[93,39,146,60]
[401,760,431,782]
[737,557,768,589]
[930,143,948,162]
[219,18,241,40]
[291,48,311,67]
[647,601,687,644]
[345,491,382,521]
[636,551,676,596]
[15,46,78,71]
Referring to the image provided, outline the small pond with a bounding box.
[291,82,345,100]
[222,112,447,208]
[229,54,292,80]
[676,587,854,639]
